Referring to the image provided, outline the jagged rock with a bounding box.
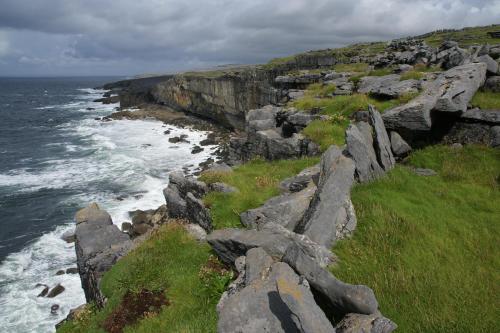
[477,55,499,74]
[390,131,412,157]
[207,223,334,269]
[163,186,186,218]
[66,267,78,274]
[491,126,500,147]
[279,164,320,193]
[484,76,500,92]
[185,192,213,232]
[283,243,379,317]
[336,313,397,333]
[37,286,49,297]
[205,162,233,173]
[296,146,356,248]
[218,260,334,333]
[183,223,207,241]
[75,203,131,306]
[383,62,487,136]
[169,171,208,198]
[149,204,169,225]
[437,46,471,69]
[61,230,75,243]
[47,284,65,298]
[358,74,419,98]
[369,106,396,171]
[345,122,385,182]
[240,185,316,231]
[209,182,239,194]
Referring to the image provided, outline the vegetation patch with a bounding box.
[423,24,500,47]
[57,223,226,333]
[333,62,370,73]
[200,157,319,229]
[471,91,500,109]
[332,145,500,333]
[102,289,169,333]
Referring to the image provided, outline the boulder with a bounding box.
[149,204,169,225]
[47,284,65,298]
[345,122,385,182]
[358,74,419,98]
[66,267,79,274]
[477,55,499,75]
[191,146,204,154]
[56,270,65,275]
[390,131,412,157]
[484,76,500,92]
[489,46,500,59]
[369,105,395,171]
[37,286,49,297]
[217,260,334,333]
[168,171,208,199]
[297,146,356,248]
[460,108,500,124]
[75,204,131,306]
[183,223,207,241]
[283,243,379,317]
[336,313,397,333]
[61,230,75,243]
[163,185,187,218]
[240,185,316,231]
[207,223,334,269]
[185,192,213,232]
[121,222,132,233]
[131,210,149,225]
[209,182,239,194]
[383,62,487,136]
[279,164,320,193]
[131,223,151,236]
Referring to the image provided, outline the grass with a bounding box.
[423,24,500,47]
[200,157,319,229]
[57,223,232,333]
[332,145,500,333]
[334,63,370,73]
[471,91,500,109]
[292,92,419,150]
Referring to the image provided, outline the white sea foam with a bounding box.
[0,87,218,332]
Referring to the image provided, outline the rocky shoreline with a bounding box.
[59,32,499,331]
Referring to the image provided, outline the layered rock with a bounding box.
[358,74,420,98]
[74,203,131,307]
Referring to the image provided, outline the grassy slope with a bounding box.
[332,145,500,332]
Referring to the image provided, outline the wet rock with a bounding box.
[51,304,60,315]
[297,146,356,248]
[336,313,397,333]
[390,131,412,157]
[47,284,65,298]
[283,243,379,317]
[279,164,320,193]
[56,270,65,276]
[185,192,213,232]
[66,267,78,274]
[240,185,316,231]
[37,286,49,297]
[191,146,204,154]
[61,230,75,243]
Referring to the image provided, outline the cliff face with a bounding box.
[151,69,284,129]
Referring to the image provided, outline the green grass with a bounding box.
[303,83,336,98]
[423,24,500,47]
[471,91,500,109]
[293,92,418,150]
[200,157,319,229]
[333,62,370,73]
[332,145,500,333]
[57,223,231,333]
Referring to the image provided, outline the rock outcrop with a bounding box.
[74,203,131,307]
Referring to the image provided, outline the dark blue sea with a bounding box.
[0,77,216,332]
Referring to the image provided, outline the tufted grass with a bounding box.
[471,91,500,109]
[200,157,320,229]
[332,145,500,333]
[57,223,231,333]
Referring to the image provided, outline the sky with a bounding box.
[0,0,498,77]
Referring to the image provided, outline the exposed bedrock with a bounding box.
[74,203,131,307]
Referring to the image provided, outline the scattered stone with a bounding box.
[185,192,213,232]
[240,185,316,231]
[283,243,379,317]
[47,284,65,298]
[336,313,397,333]
[279,164,320,193]
[56,270,65,276]
[390,131,412,157]
[413,168,437,176]
[184,223,207,241]
[191,146,204,154]
[51,304,60,315]
[66,268,78,274]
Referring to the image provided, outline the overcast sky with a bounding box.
[0,0,498,77]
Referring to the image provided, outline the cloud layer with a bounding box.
[0,0,499,76]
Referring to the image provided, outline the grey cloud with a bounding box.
[0,0,498,76]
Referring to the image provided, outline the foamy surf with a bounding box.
[0,87,218,332]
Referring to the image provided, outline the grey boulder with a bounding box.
[390,131,412,157]
[279,164,320,193]
[358,74,419,98]
[369,105,395,172]
[477,54,499,75]
[484,76,500,92]
[336,313,397,333]
[185,192,213,232]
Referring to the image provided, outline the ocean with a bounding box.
[0,77,217,332]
